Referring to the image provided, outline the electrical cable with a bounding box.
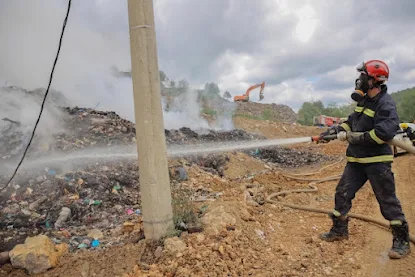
[1,0,72,191]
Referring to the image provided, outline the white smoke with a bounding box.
[162,89,210,130]
[0,86,68,158]
[0,1,235,132]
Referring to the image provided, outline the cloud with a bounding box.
[1,0,415,122]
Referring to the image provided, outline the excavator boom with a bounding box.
[233,82,265,102]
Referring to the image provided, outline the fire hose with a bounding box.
[266,131,415,244]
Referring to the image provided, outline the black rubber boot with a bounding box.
[320,214,349,242]
[388,221,411,259]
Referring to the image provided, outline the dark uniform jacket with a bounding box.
[339,85,400,163]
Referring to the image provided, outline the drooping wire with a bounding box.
[1,0,72,191]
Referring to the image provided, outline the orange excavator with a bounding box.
[233,82,265,102]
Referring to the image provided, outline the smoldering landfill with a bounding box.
[0,106,332,253]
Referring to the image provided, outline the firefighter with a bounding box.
[318,60,410,259]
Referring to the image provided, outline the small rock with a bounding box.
[122,221,135,234]
[164,237,186,255]
[196,234,205,243]
[0,251,10,265]
[255,229,266,240]
[337,247,345,255]
[201,205,236,235]
[9,235,68,275]
[112,226,123,236]
[113,204,123,213]
[87,229,104,239]
[154,246,163,258]
[324,267,333,275]
[139,262,151,270]
[218,245,225,255]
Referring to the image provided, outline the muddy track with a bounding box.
[364,155,415,276]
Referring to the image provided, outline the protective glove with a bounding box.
[404,126,415,140]
[337,131,366,144]
[345,131,366,144]
[337,131,347,141]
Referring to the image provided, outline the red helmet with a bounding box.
[356,60,389,82]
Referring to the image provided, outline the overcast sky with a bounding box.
[1,0,415,117]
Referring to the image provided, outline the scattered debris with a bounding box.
[54,207,71,229]
[246,146,334,167]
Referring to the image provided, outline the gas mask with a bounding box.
[351,73,370,102]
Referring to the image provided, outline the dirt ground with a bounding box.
[1,118,414,277]
[359,154,415,277]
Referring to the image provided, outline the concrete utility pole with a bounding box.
[127,0,174,239]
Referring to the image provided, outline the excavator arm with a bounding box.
[233,81,265,102]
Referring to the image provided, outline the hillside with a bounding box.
[197,91,298,125]
[390,87,415,122]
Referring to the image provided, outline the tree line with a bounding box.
[391,87,415,123]
[297,87,415,126]
[159,70,232,100]
[112,67,233,99]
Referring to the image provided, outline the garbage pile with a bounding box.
[0,160,142,253]
[245,146,333,168]
[0,106,333,255]
[165,127,264,145]
[1,107,263,161]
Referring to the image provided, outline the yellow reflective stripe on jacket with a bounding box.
[347,155,394,163]
[369,129,385,144]
[355,106,363,112]
[363,109,375,117]
[340,123,351,132]
[354,106,375,117]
